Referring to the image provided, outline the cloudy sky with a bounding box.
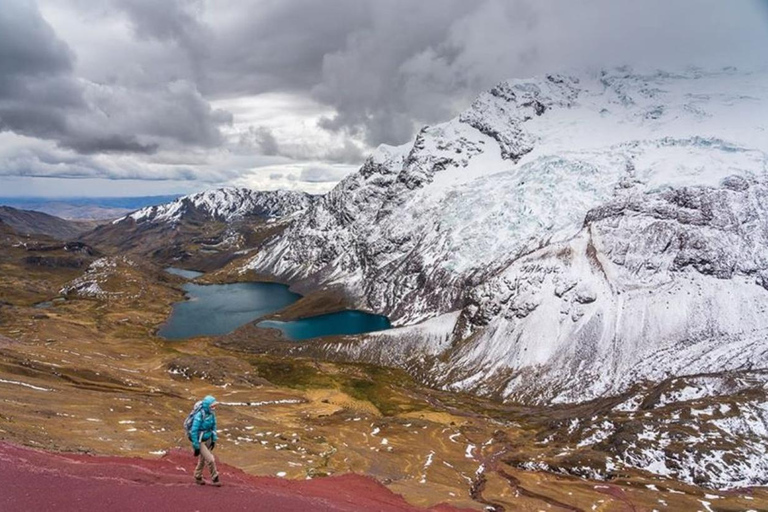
[1,0,768,197]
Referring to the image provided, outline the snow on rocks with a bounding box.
[0,378,52,392]
[654,376,758,408]
[219,399,305,407]
[420,451,435,484]
[60,256,137,299]
[577,421,614,448]
[243,68,768,412]
[517,372,768,489]
[450,179,768,403]
[115,188,314,225]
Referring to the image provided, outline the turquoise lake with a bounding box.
[158,281,390,340]
[158,282,301,339]
[258,311,391,341]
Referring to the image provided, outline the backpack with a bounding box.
[183,400,206,441]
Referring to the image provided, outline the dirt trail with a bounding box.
[0,442,467,512]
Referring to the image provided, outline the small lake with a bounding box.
[165,267,204,279]
[158,282,301,339]
[258,311,391,341]
[158,281,391,340]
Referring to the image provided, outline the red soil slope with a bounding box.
[0,442,467,512]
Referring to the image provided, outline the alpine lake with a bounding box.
[159,268,391,340]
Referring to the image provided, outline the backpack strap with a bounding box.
[197,409,208,442]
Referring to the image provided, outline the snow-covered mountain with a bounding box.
[115,188,314,225]
[79,187,315,267]
[245,68,768,405]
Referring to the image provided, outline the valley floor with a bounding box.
[0,243,766,511]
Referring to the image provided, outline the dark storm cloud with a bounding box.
[240,126,280,157]
[86,0,472,144]
[310,0,477,145]
[116,0,206,50]
[0,2,74,80]
[0,134,236,182]
[111,0,210,82]
[203,0,370,95]
[0,0,231,158]
[64,136,159,155]
[0,0,84,139]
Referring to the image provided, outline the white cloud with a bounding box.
[214,93,367,164]
[228,163,357,195]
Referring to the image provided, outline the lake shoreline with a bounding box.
[159,271,391,341]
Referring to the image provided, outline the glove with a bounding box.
[194,448,200,457]
[210,442,215,451]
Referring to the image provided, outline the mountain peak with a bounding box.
[115,187,315,225]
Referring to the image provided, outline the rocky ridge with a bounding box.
[116,187,315,225]
[80,188,315,268]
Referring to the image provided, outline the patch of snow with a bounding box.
[577,421,614,447]
[220,399,304,407]
[0,378,52,392]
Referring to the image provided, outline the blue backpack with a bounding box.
[183,401,206,441]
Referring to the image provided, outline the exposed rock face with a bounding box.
[244,67,768,417]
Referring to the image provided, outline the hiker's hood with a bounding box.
[201,395,217,412]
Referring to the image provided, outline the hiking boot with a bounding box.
[195,477,205,485]
[211,476,222,487]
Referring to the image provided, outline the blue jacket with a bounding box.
[190,395,218,450]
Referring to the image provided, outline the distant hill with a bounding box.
[0,206,96,240]
[0,196,182,220]
[0,218,16,237]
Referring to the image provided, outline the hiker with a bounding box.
[188,395,221,486]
